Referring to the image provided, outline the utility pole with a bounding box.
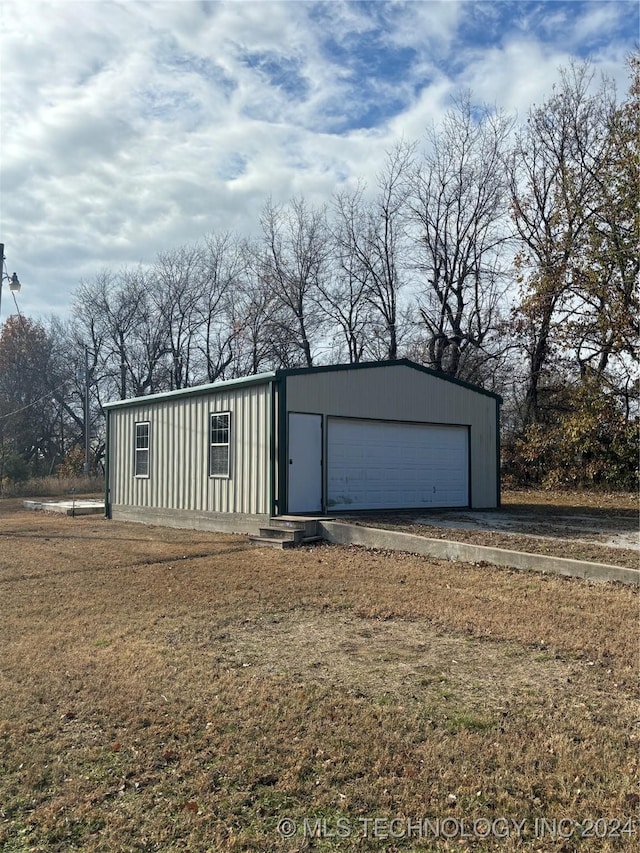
[84,346,91,477]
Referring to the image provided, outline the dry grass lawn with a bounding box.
[0,498,638,852]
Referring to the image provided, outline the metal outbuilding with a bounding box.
[104,359,501,533]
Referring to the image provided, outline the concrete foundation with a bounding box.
[110,504,269,535]
[23,499,105,516]
[319,521,639,586]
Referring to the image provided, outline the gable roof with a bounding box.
[277,359,503,402]
[104,359,502,410]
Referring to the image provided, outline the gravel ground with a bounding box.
[345,490,639,569]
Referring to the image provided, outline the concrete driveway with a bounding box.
[412,508,639,551]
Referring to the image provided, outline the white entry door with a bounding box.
[288,413,322,513]
[327,418,469,510]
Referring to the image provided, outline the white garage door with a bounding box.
[327,418,469,511]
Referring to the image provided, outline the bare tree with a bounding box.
[320,194,376,363]
[151,243,203,389]
[193,232,248,382]
[258,196,331,367]
[333,143,414,361]
[408,95,514,382]
[230,247,292,375]
[73,267,170,399]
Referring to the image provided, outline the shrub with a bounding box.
[503,385,639,491]
[56,446,88,478]
[1,452,29,486]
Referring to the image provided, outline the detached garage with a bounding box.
[104,359,501,533]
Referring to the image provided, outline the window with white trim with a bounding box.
[209,412,230,477]
[134,421,150,478]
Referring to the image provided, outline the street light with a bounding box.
[84,345,93,477]
[0,243,22,319]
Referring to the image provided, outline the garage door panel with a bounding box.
[327,419,468,511]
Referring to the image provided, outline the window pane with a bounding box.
[210,445,229,477]
[136,423,149,449]
[210,414,229,444]
[135,449,149,477]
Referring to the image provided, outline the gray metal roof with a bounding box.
[103,359,502,410]
[103,370,276,410]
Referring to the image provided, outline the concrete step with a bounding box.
[268,516,320,538]
[248,535,298,549]
[258,527,305,543]
[249,517,323,549]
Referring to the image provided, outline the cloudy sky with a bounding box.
[1,0,636,322]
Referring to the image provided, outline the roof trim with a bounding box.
[276,359,503,402]
[103,371,276,410]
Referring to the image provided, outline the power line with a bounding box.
[0,380,70,420]
[1,287,76,421]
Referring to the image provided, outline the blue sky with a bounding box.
[1,0,636,321]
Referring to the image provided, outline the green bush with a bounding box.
[1,452,29,485]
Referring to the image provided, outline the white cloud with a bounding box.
[0,0,636,321]
[456,38,571,115]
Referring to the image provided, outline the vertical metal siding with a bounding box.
[285,365,498,509]
[109,382,272,515]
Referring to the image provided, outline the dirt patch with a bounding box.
[164,609,607,713]
[501,488,639,511]
[348,519,639,568]
[348,488,639,569]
